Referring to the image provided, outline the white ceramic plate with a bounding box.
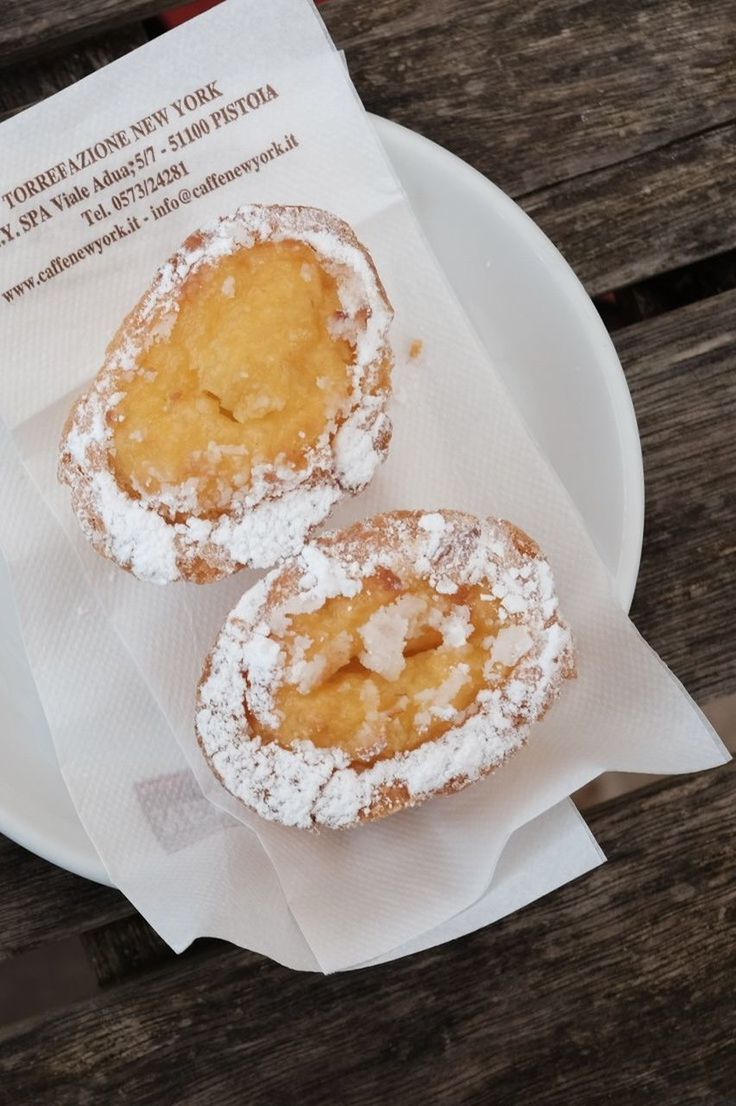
[0,116,644,886]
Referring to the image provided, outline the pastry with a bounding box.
[58,205,393,584]
[196,510,575,829]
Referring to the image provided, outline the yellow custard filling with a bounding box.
[112,240,355,513]
[252,574,521,766]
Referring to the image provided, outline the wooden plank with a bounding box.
[0,0,731,1053]
[1,1,735,290]
[0,834,131,962]
[0,936,99,1026]
[322,0,736,292]
[523,122,736,294]
[80,915,179,988]
[617,289,736,703]
[0,1,164,65]
[0,763,733,1104]
[2,0,733,191]
[0,24,148,121]
[323,0,736,195]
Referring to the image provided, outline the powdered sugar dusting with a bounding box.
[59,205,393,584]
[358,593,428,680]
[490,624,533,667]
[414,663,471,731]
[196,510,575,829]
[431,604,473,648]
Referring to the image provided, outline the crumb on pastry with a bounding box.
[196,510,575,829]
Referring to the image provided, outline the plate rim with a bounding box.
[372,114,645,609]
[0,115,644,888]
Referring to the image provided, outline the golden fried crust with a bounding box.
[195,510,575,830]
[58,204,394,585]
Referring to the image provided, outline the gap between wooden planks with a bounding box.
[0,761,732,1105]
[0,1,735,291]
[0,0,733,1051]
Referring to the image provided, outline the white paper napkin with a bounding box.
[0,0,728,971]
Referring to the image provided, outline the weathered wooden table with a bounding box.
[1,3,734,1102]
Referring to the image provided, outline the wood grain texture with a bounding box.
[619,289,736,703]
[2,1,735,289]
[0,835,129,963]
[1,763,733,1104]
[322,0,736,292]
[4,0,734,180]
[80,915,180,988]
[0,5,733,1098]
[0,24,147,121]
[0,0,163,65]
[523,123,736,294]
[323,0,736,194]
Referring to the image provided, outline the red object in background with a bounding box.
[160,1,223,28]
[161,0,326,29]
